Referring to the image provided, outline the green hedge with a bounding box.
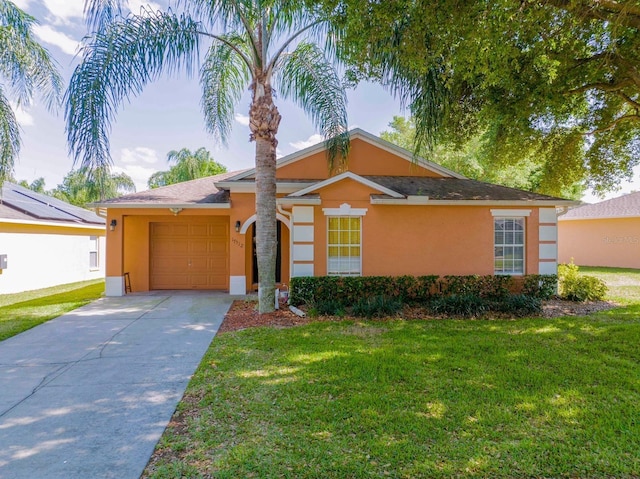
[289,274,558,307]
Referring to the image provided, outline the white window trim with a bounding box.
[322,203,368,216]
[494,217,526,276]
[491,209,531,217]
[89,235,100,271]
[326,215,363,276]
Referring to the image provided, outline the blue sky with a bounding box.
[10,0,639,202]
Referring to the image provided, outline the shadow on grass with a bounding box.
[148,316,640,479]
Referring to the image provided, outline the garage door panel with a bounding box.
[150,219,229,290]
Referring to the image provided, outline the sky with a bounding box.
[9,0,640,203]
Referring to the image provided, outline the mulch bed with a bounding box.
[219,298,618,333]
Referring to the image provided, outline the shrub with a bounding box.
[522,274,558,299]
[314,299,346,316]
[494,294,542,317]
[558,261,608,302]
[351,295,404,318]
[429,294,488,317]
[440,275,513,299]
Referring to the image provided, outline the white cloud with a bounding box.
[42,0,84,23]
[234,113,250,126]
[128,0,163,14]
[32,25,80,55]
[112,164,157,192]
[120,147,159,165]
[12,0,31,10]
[10,103,34,127]
[289,134,323,151]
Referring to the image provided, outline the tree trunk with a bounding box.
[250,80,281,313]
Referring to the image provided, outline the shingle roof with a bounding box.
[96,170,242,206]
[560,191,640,220]
[365,176,567,202]
[0,182,105,225]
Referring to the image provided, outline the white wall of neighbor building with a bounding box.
[0,229,106,294]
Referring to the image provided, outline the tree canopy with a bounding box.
[319,0,640,196]
[51,168,135,207]
[381,115,584,199]
[148,147,227,188]
[0,0,62,182]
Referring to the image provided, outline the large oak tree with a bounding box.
[320,0,640,196]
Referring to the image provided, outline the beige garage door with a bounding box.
[150,219,229,290]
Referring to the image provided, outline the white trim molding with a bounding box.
[323,203,368,216]
[105,276,125,297]
[239,212,291,235]
[539,208,558,224]
[491,209,532,217]
[539,261,558,275]
[229,276,247,295]
[290,171,404,199]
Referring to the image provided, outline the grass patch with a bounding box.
[145,267,640,478]
[147,314,640,478]
[579,266,640,304]
[0,280,104,341]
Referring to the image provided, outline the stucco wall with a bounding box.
[558,217,640,268]
[0,225,106,294]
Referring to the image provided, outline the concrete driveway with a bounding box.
[0,292,234,479]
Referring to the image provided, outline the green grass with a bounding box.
[146,268,640,478]
[0,279,104,341]
[579,266,640,304]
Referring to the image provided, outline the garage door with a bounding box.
[150,219,229,290]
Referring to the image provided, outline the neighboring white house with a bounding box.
[0,182,106,294]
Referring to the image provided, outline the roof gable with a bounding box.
[226,128,466,182]
[289,172,404,198]
[561,191,640,220]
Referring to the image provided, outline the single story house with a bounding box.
[558,191,640,268]
[96,129,575,296]
[0,182,106,294]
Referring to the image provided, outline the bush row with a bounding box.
[290,274,558,307]
[310,293,542,319]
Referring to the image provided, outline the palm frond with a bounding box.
[83,0,126,32]
[276,41,349,168]
[0,0,63,109]
[200,36,250,144]
[375,18,450,152]
[0,87,20,182]
[65,10,200,171]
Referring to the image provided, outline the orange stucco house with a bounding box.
[97,129,575,296]
[559,191,640,269]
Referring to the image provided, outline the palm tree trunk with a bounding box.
[255,137,277,312]
[250,80,281,313]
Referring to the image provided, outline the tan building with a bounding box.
[96,129,575,296]
[559,192,640,269]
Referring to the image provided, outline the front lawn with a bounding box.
[145,268,640,478]
[0,279,104,341]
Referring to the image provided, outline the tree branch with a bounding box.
[587,113,640,134]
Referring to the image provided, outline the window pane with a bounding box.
[327,216,361,276]
[494,217,525,275]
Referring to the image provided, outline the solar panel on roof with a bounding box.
[1,183,105,225]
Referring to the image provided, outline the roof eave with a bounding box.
[90,202,231,209]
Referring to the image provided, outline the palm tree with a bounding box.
[0,0,62,182]
[66,0,349,312]
[148,147,227,188]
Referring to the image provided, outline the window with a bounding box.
[89,236,99,270]
[327,216,361,276]
[494,218,525,275]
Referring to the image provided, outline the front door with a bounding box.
[252,221,282,287]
